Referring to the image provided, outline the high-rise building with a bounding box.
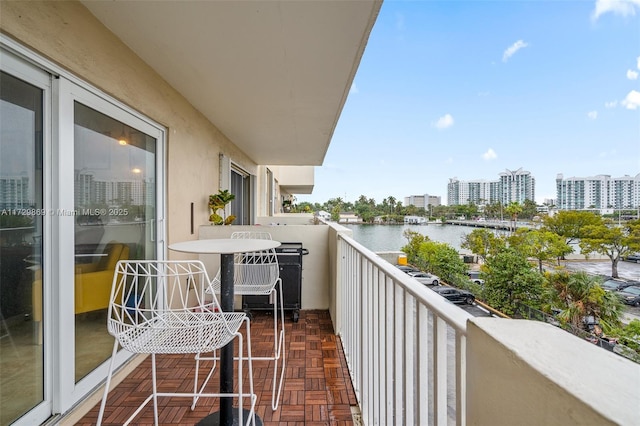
[447,178,494,205]
[556,173,640,210]
[0,175,31,209]
[404,194,441,209]
[447,168,535,206]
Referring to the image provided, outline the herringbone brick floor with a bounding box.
[77,310,358,425]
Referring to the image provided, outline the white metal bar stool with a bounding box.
[97,260,256,426]
[194,231,286,411]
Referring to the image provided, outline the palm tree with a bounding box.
[546,271,623,332]
[504,201,523,232]
[386,196,396,215]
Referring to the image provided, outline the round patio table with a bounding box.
[169,238,280,426]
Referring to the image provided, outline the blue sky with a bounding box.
[298,0,640,206]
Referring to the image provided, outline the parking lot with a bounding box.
[556,258,640,320]
[559,258,640,282]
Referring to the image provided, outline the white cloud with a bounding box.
[482,148,497,161]
[502,40,529,62]
[637,55,640,70]
[627,69,639,80]
[587,111,598,119]
[350,82,359,95]
[433,114,454,129]
[478,91,490,97]
[605,100,618,108]
[621,90,640,109]
[592,0,640,21]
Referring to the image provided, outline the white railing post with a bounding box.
[335,233,470,426]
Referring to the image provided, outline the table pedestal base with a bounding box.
[196,409,263,426]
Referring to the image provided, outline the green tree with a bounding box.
[542,210,602,245]
[386,196,396,215]
[483,202,503,220]
[579,219,640,278]
[354,195,377,223]
[544,271,622,332]
[401,229,429,263]
[504,202,523,232]
[402,231,467,285]
[330,205,340,222]
[608,319,640,361]
[460,228,505,262]
[415,240,468,284]
[508,228,573,272]
[482,246,544,315]
[520,199,538,219]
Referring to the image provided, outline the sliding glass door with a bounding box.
[0,46,165,424]
[72,102,157,382]
[0,62,48,426]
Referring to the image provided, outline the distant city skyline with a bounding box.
[447,167,536,206]
[297,0,640,206]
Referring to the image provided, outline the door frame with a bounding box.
[1,36,167,422]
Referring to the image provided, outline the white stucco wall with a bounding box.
[197,224,330,310]
[466,318,639,426]
[0,1,258,247]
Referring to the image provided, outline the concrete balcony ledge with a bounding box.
[466,318,639,426]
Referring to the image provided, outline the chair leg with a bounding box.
[97,340,120,426]
[192,350,218,410]
[237,330,244,424]
[271,282,286,410]
[151,353,159,426]
[243,317,256,426]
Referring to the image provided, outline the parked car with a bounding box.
[467,270,485,285]
[408,271,440,286]
[396,265,420,274]
[430,286,475,305]
[616,285,640,306]
[624,252,640,263]
[600,279,636,292]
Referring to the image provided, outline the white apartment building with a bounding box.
[0,176,30,209]
[447,178,494,205]
[556,173,640,210]
[448,168,535,206]
[499,168,536,205]
[404,194,442,209]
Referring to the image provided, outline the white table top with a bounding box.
[168,238,280,254]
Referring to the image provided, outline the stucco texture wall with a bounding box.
[0,1,256,245]
[466,318,637,426]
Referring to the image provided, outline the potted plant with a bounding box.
[282,196,296,213]
[208,189,236,225]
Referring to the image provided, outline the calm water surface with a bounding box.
[343,223,495,253]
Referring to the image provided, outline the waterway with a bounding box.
[343,223,507,253]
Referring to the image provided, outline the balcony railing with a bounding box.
[334,233,473,425]
[325,225,636,426]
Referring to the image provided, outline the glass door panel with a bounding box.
[0,71,45,424]
[73,102,156,382]
[231,168,250,225]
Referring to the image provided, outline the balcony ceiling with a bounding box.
[82,1,381,166]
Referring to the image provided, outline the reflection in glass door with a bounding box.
[0,71,45,424]
[73,102,156,382]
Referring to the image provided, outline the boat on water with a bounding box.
[404,215,428,225]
